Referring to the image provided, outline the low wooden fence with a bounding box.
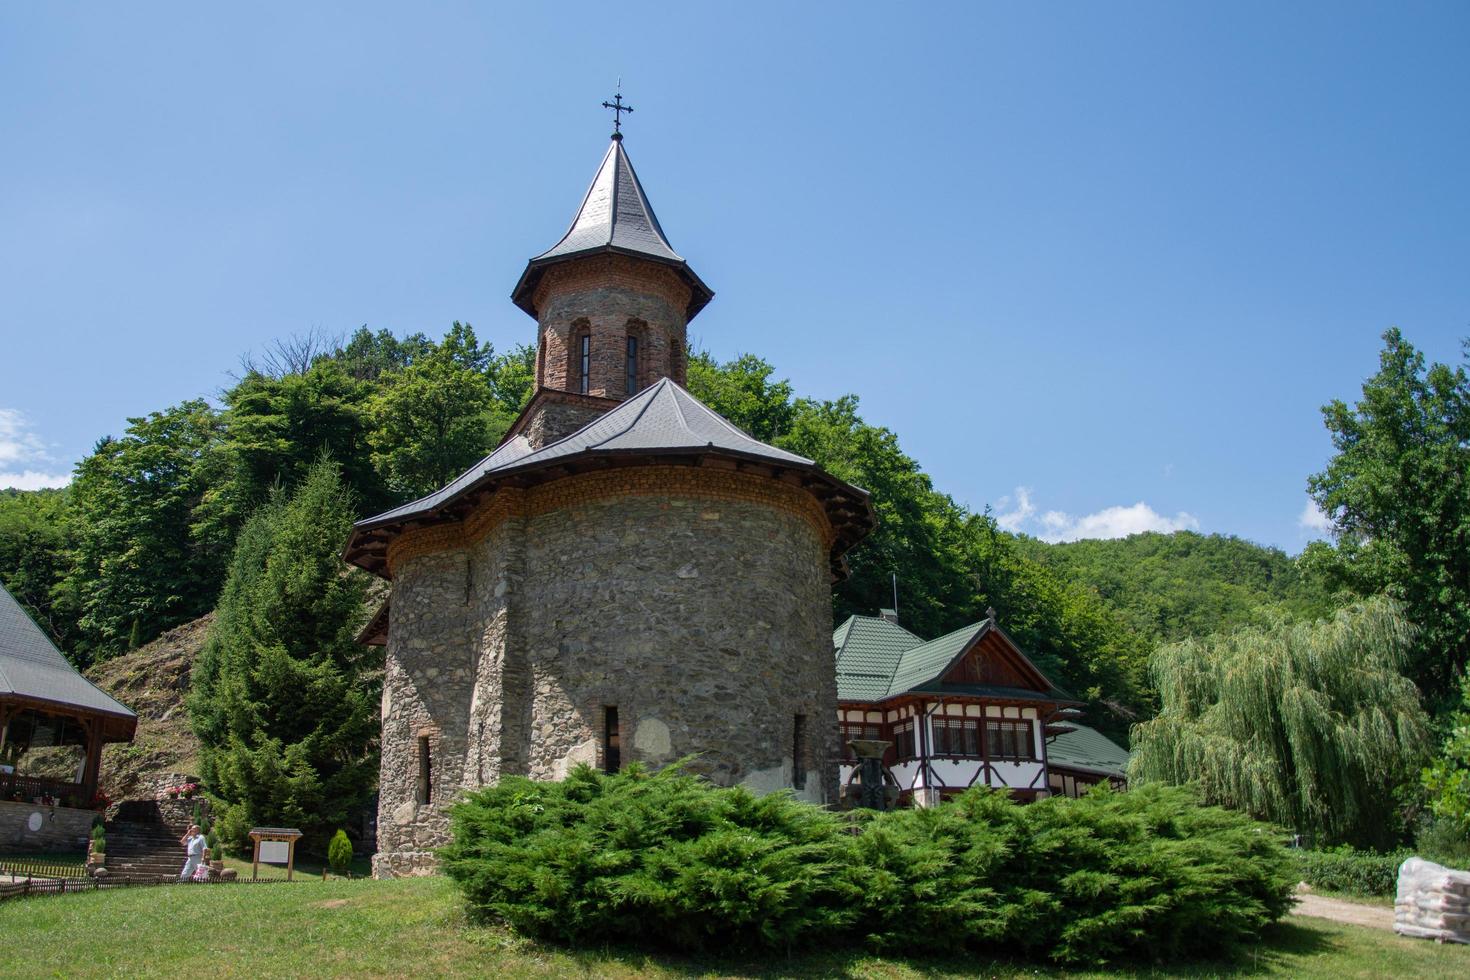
[0,859,87,879]
[0,874,285,903]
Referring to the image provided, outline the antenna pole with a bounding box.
[892,572,899,618]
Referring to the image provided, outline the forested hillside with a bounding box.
[1016,531,1335,643]
[9,323,1470,855]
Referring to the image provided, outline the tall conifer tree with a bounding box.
[189,458,378,851]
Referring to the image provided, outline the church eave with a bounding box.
[342,447,874,581]
[510,245,715,321]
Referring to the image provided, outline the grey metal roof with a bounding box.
[0,582,135,720]
[535,138,683,265]
[359,377,817,530]
[1047,723,1130,779]
[511,138,714,320]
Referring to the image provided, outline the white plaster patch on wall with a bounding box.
[633,715,673,762]
[554,738,599,780]
[740,758,822,803]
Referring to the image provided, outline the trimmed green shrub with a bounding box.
[442,766,1294,964]
[1291,847,1407,897]
[441,764,859,951]
[328,830,353,874]
[852,783,1294,962]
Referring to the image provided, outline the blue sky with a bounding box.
[1,3,1466,552]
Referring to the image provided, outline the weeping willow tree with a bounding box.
[1129,597,1429,848]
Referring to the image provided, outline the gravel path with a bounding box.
[1292,893,1395,930]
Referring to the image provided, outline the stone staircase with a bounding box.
[102,801,190,881]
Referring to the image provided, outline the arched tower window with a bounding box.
[565,318,591,395]
[577,332,590,395]
[624,319,647,396]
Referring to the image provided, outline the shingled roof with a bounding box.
[834,613,1077,703]
[344,378,875,579]
[0,582,136,726]
[511,136,714,320]
[833,615,923,700]
[1047,723,1130,779]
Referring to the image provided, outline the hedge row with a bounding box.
[1290,847,1408,897]
[440,765,1295,964]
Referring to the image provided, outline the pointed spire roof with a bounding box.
[344,378,875,580]
[512,138,714,320]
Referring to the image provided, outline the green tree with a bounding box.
[1423,676,1470,832]
[0,488,78,654]
[327,829,354,874]
[1016,531,1335,643]
[368,324,510,500]
[336,326,432,381]
[189,458,379,854]
[213,359,385,525]
[61,400,227,661]
[1304,328,1470,708]
[1130,597,1429,848]
[687,350,795,442]
[487,343,537,418]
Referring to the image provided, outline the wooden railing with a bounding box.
[0,772,82,805]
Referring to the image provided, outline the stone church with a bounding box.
[343,127,876,877]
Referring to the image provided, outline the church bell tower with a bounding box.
[510,112,713,411]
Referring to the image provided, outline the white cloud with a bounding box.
[1299,497,1334,537]
[0,409,71,490]
[994,486,1199,542]
[995,486,1036,532]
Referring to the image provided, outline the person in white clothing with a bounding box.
[179,824,206,881]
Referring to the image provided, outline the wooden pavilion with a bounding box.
[0,583,136,808]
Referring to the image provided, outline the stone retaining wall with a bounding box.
[0,800,95,855]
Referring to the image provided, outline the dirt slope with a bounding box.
[85,614,212,801]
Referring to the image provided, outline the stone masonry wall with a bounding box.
[518,494,836,797]
[0,800,95,854]
[373,549,475,878]
[523,399,613,450]
[373,470,838,877]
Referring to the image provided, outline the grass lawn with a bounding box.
[2,875,1467,979]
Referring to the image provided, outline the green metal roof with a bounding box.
[883,621,988,698]
[833,615,923,701]
[1047,723,1130,778]
[837,614,1078,704]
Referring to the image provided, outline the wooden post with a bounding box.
[251,834,260,881]
[286,842,294,882]
[80,717,104,804]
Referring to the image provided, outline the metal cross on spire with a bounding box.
[601,88,634,139]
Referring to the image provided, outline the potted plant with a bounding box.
[207,833,224,871]
[88,823,107,870]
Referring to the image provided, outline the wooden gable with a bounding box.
[941,629,1053,693]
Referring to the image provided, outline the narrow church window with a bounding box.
[603,706,620,774]
[625,334,639,394]
[791,714,807,790]
[417,735,432,804]
[579,334,591,394]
